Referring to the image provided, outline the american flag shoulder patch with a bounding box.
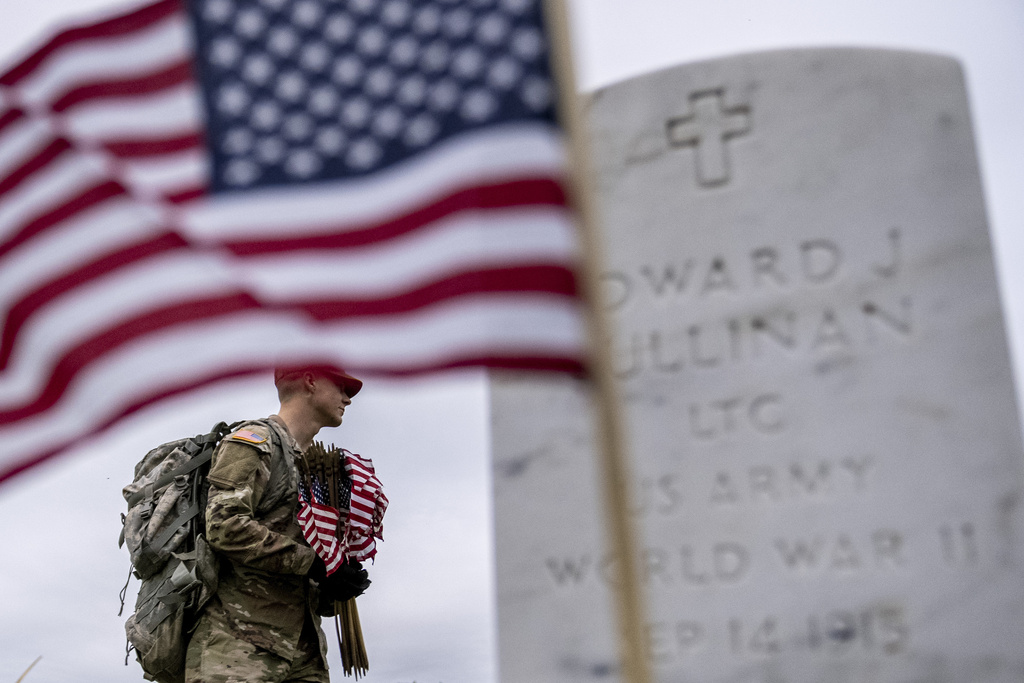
[228,429,267,445]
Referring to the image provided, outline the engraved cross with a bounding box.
[666,90,751,187]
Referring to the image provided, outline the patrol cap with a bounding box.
[274,364,363,397]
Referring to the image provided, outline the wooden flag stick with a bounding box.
[541,2,653,683]
[336,598,369,678]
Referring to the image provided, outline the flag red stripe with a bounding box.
[0,353,584,485]
[102,131,203,158]
[389,355,583,375]
[0,180,564,370]
[50,60,194,113]
[0,180,128,261]
[0,266,577,425]
[223,178,568,255]
[0,0,183,87]
[165,185,207,204]
[0,363,272,483]
[0,108,27,138]
[0,230,190,370]
[0,292,258,425]
[0,133,201,206]
[0,137,74,200]
[297,265,578,320]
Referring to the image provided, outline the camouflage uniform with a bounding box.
[185,417,330,683]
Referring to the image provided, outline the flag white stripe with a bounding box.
[0,96,201,243]
[3,126,561,318]
[0,118,57,178]
[1,125,563,279]
[118,148,208,196]
[179,123,565,238]
[14,15,191,109]
[0,152,109,238]
[3,299,582,460]
[1,253,238,398]
[62,84,203,141]
[237,209,575,296]
[0,205,570,332]
[0,199,155,312]
[14,297,579,409]
[1,207,571,393]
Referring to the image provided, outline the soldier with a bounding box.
[185,365,371,683]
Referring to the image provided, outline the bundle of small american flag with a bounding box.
[297,440,386,678]
[297,440,387,572]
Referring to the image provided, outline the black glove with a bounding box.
[320,560,371,602]
[308,554,328,584]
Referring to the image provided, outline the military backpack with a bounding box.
[118,421,242,683]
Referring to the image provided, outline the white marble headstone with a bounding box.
[490,49,1024,683]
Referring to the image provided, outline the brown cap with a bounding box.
[274,364,363,397]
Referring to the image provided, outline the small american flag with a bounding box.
[341,448,387,561]
[0,0,585,485]
[297,487,345,575]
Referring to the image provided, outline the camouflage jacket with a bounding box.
[201,416,324,662]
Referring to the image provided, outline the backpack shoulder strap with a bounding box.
[124,423,236,511]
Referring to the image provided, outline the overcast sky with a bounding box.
[1,1,1022,683]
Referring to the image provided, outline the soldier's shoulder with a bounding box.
[221,422,274,454]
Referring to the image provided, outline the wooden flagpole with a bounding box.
[540,2,653,683]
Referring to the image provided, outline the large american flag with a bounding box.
[0,0,585,483]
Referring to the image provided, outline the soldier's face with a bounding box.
[310,376,352,428]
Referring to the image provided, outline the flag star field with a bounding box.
[192,0,556,190]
